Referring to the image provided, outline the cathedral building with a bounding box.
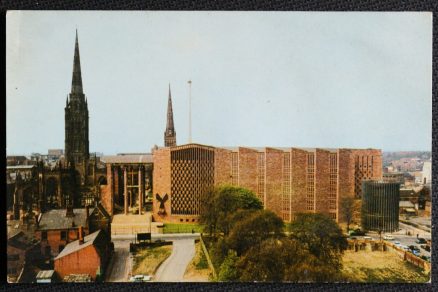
[65,30,90,184]
[152,144,383,224]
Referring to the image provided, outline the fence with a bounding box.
[199,235,217,280]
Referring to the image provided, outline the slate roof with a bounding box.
[54,230,105,260]
[101,154,153,164]
[8,231,38,250]
[38,208,94,231]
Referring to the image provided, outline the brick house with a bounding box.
[35,204,111,259]
[54,228,112,281]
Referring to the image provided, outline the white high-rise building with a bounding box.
[421,160,432,184]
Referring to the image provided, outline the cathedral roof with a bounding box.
[101,154,153,164]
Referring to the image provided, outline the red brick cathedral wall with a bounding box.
[152,145,382,224]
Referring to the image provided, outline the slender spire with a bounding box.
[71,29,83,94]
[166,84,175,133]
[164,84,176,147]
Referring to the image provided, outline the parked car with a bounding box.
[409,245,420,252]
[129,275,152,282]
[416,238,427,244]
[363,236,373,241]
[412,250,421,257]
[400,245,410,251]
[394,241,401,245]
[383,234,394,240]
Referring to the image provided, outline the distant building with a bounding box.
[383,172,404,185]
[48,149,64,157]
[422,160,432,184]
[7,156,31,166]
[54,229,111,281]
[399,200,417,215]
[361,181,400,232]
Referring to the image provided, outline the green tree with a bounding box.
[340,196,355,232]
[236,238,287,282]
[227,210,284,256]
[199,185,263,236]
[218,250,240,281]
[288,213,348,273]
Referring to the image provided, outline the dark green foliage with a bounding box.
[199,185,262,236]
[288,213,348,275]
[201,186,347,282]
[227,210,284,256]
[218,250,240,281]
[195,248,209,270]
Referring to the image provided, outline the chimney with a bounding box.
[66,205,74,217]
[79,225,84,244]
[86,205,90,222]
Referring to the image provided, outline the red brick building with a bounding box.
[35,205,111,259]
[152,144,382,223]
[54,228,111,281]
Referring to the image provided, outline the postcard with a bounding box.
[6,11,432,283]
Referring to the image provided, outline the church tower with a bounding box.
[65,30,90,174]
[164,84,177,147]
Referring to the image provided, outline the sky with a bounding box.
[6,11,432,155]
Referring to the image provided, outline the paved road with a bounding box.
[154,238,196,282]
[105,240,132,282]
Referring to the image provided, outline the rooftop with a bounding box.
[38,208,94,231]
[55,230,104,260]
[101,154,153,164]
[8,231,39,250]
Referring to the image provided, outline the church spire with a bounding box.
[164,84,176,147]
[71,29,83,94]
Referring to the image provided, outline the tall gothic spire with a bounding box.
[71,29,83,94]
[164,84,176,147]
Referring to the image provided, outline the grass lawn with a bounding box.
[132,245,172,276]
[183,241,211,282]
[341,250,430,283]
[163,223,204,234]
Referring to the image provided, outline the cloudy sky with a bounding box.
[7,11,432,155]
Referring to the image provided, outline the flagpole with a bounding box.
[188,80,192,143]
